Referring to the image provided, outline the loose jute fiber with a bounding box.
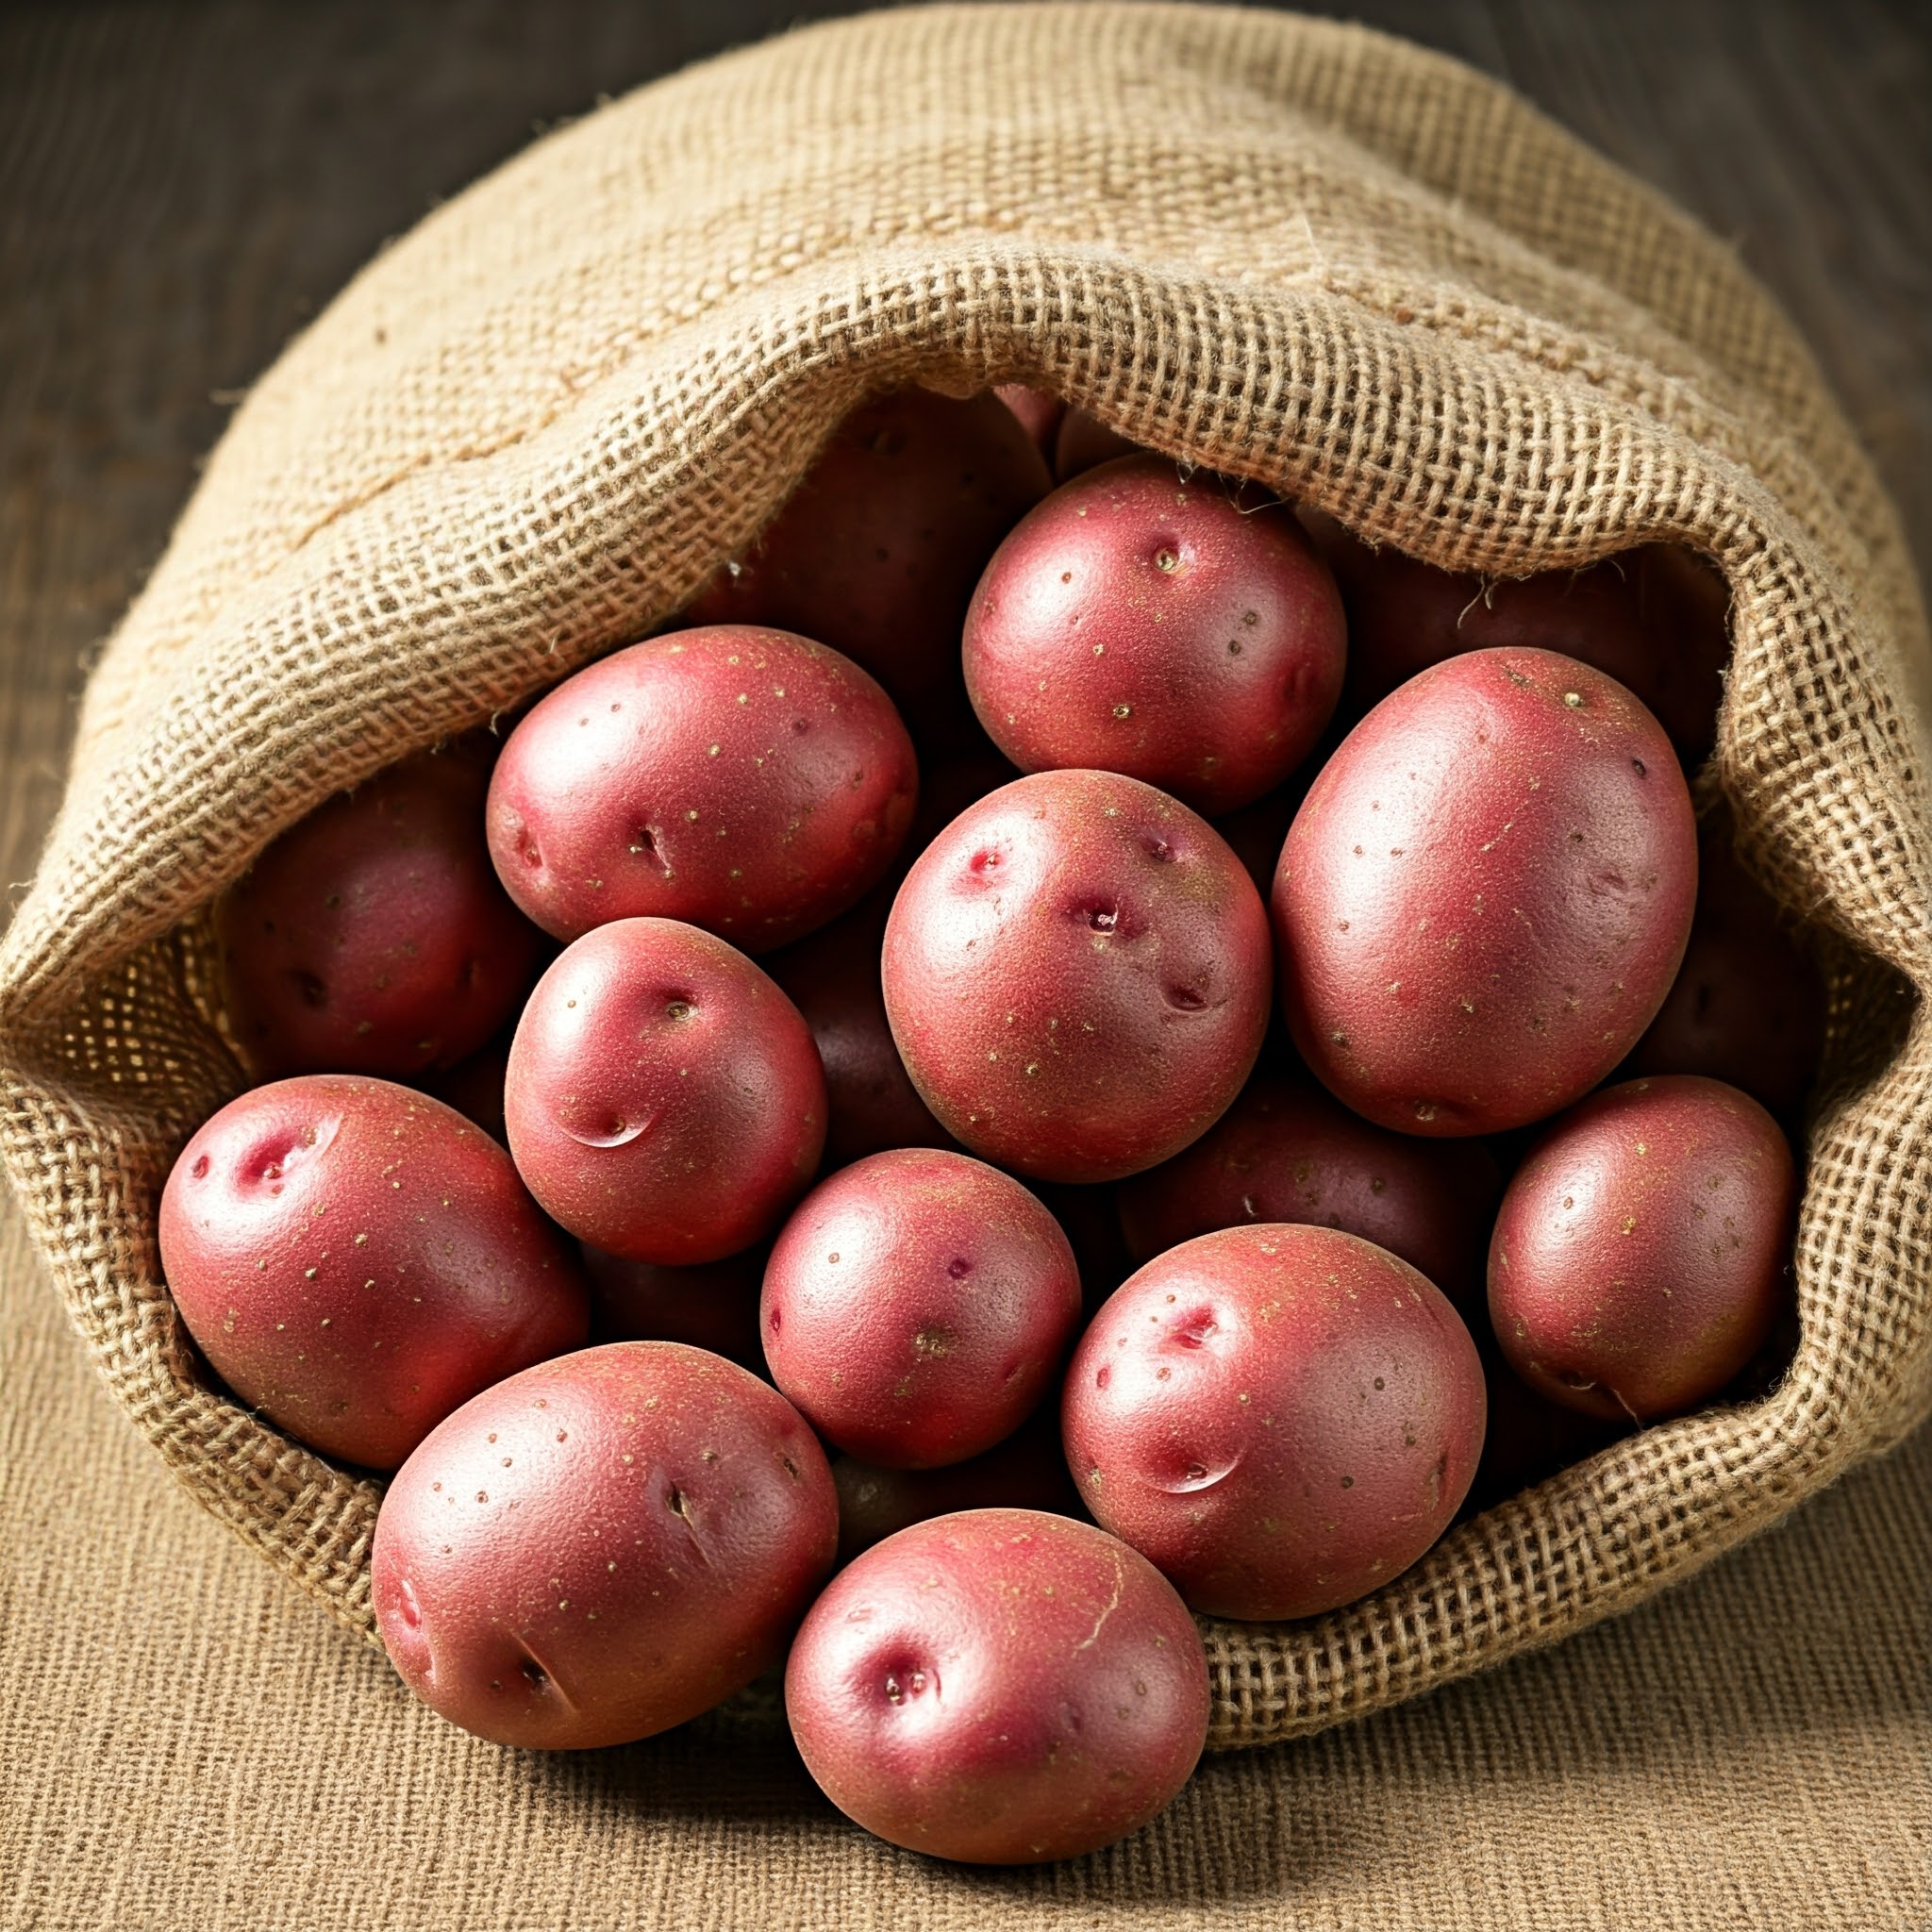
[1,4,1926,1755]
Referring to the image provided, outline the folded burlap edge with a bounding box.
[1,6,1928,1754]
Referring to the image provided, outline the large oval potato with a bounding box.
[1275,647,1697,1136]
[505,918,825,1264]
[217,743,541,1078]
[487,625,916,950]
[883,770,1272,1182]
[761,1149,1081,1467]
[785,1507,1208,1863]
[158,1075,588,1469]
[964,458,1346,813]
[374,1341,837,1748]
[688,388,1052,733]
[1488,1074,1795,1421]
[1117,1071,1503,1312]
[1063,1224,1487,1620]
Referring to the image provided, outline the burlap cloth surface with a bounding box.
[2,5,1930,1924]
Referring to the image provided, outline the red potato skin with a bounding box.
[785,1507,1208,1864]
[964,458,1348,814]
[687,389,1052,733]
[374,1341,837,1749]
[994,383,1066,460]
[1622,821,1824,1118]
[486,625,917,951]
[1274,647,1698,1136]
[1304,512,1729,768]
[1054,408,1143,480]
[1458,1350,1628,1519]
[761,1149,1081,1468]
[831,1407,1086,1564]
[883,770,1273,1183]
[1488,1074,1796,1422]
[1063,1224,1487,1621]
[217,745,541,1079]
[581,1242,768,1373]
[158,1076,589,1470]
[505,919,826,1264]
[1116,1072,1504,1314]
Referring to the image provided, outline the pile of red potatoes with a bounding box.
[158,383,1819,1864]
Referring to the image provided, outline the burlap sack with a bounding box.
[2,1,1927,1756]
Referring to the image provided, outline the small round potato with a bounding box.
[883,770,1273,1183]
[1063,1224,1487,1620]
[1117,1072,1503,1312]
[785,1507,1209,1863]
[688,388,1051,732]
[217,744,541,1079]
[1488,1074,1796,1422]
[374,1341,837,1748]
[158,1075,588,1469]
[761,1149,1081,1467]
[1275,647,1698,1136]
[965,458,1346,813]
[505,918,825,1264]
[487,625,916,950]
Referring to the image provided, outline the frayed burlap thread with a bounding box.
[1,5,1925,1753]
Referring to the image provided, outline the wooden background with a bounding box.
[2,4,1928,1927]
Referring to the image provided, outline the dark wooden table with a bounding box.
[3,6,1927,1927]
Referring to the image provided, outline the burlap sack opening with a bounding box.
[1,4,1927,1755]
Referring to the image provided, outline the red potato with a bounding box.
[687,388,1052,732]
[1623,820,1824,1117]
[1054,407,1143,480]
[761,1149,1081,1467]
[581,1242,767,1373]
[785,1507,1208,1863]
[994,383,1066,460]
[1275,647,1698,1136]
[374,1341,837,1748]
[1459,1351,1628,1518]
[486,625,917,951]
[764,891,954,1169]
[1305,510,1729,768]
[216,744,541,1079]
[964,458,1348,814]
[883,770,1273,1183]
[831,1407,1086,1564]
[505,918,825,1264]
[1116,1071,1503,1313]
[1488,1074,1796,1422]
[1063,1224,1487,1621]
[158,1076,588,1470]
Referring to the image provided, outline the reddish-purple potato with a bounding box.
[994,383,1066,460]
[375,1342,836,1748]
[765,891,954,1169]
[1054,407,1143,480]
[1064,1224,1486,1620]
[688,389,1052,730]
[1623,821,1824,1116]
[785,1508,1208,1863]
[1489,1074,1795,1422]
[581,1242,767,1372]
[487,625,916,951]
[1117,1072,1503,1312]
[964,458,1347,813]
[762,1150,1081,1467]
[505,919,825,1264]
[884,770,1272,1183]
[217,745,541,1078]
[158,1076,588,1469]
[1275,647,1697,1136]
[1304,512,1728,768]
[831,1407,1086,1564]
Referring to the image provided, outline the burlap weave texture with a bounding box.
[0,3,1925,1756]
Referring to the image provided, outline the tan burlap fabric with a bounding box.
[1,1,1927,1764]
